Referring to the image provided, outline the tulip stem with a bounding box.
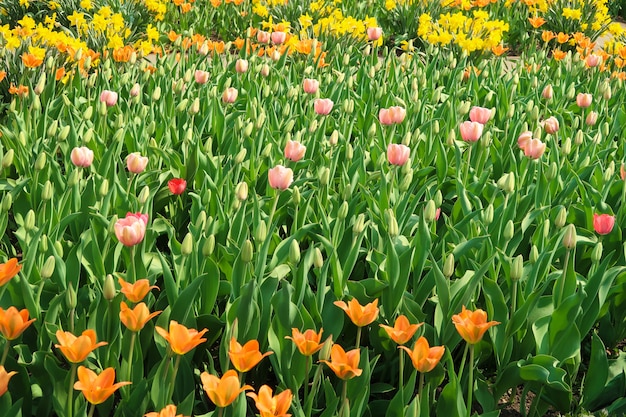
[125,332,137,397]
[464,145,473,185]
[218,407,223,417]
[88,403,95,417]
[168,355,182,404]
[129,246,136,284]
[355,327,362,349]
[418,371,425,399]
[1,341,10,366]
[556,249,571,306]
[457,343,468,381]
[511,280,518,316]
[340,380,348,415]
[466,344,474,417]
[399,349,405,406]
[67,363,77,417]
[304,355,311,409]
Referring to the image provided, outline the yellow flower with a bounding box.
[252,3,268,17]
[80,0,92,9]
[107,34,124,50]
[68,11,86,28]
[146,24,159,42]
[299,14,312,29]
[385,0,396,10]
[562,8,582,20]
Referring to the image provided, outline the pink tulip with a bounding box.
[70,147,94,168]
[469,106,491,124]
[195,70,210,84]
[126,152,148,174]
[585,54,602,68]
[268,165,293,190]
[271,50,281,61]
[459,121,484,143]
[523,138,546,159]
[235,59,248,74]
[257,30,270,44]
[379,109,394,126]
[271,31,286,45]
[303,79,319,94]
[576,93,592,108]
[222,87,238,103]
[517,131,533,151]
[542,84,553,100]
[367,27,382,41]
[284,140,306,162]
[260,64,270,77]
[130,83,141,97]
[389,106,406,124]
[585,111,598,126]
[100,90,118,107]
[593,213,615,235]
[114,212,148,246]
[543,116,559,134]
[314,98,333,116]
[387,143,410,166]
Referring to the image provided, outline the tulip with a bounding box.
[222,87,238,103]
[257,30,270,44]
[367,27,382,41]
[517,131,532,151]
[194,70,210,84]
[130,83,141,97]
[334,298,379,328]
[542,84,553,100]
[593,214,615,235]
[380,315,422,345]
[286,328,324,356]
[155,321,208,355]
[0,307,36,340]
[119,302,161,332]
[144,405,188,417]
[268,165,293,190]
[168,178,187,195]
[0,366,17,397]
[577,93,593,108]
[543,116,560,134]
[0,259,21,287]
[399,336,445,373]
[271,31,286,44]
[585,111,598,126]
[314,98,333,115]
[201,370,253,408]
[387,143,410,166]
[459,121,483,142]
[247,385,293,417]
[126,152,148,174]
[379,108,394,126]
[70,146,94,168]
[585,54,602,68]
[118,277,158,303]
[523,138,546,159]
[260,64,270,77]
[114,212,148,247]
[284,140,306,162]
[302,78,319,94]
[55,329,107,363]
[320,344,362,380]
[235,59,248,73]
[469,106,491,124]
[228,337,273,373]
[389,106,406,123]
[73,366,130,405]
[100,90,118,107]
[452,306,500,345]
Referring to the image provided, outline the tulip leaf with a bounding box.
[581,332,609,410]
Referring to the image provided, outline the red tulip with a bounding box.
[593,214,615,235]
[168,178,187,195]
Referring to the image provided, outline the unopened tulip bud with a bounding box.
[542,84,553,100]
[66,282,77,310]
[189,98,200,115]
[308,119,318,133]
[42,180,53,201]
[432,89,441,104]
[546,162,558,181]
[457,101,470,116]
[313,248,324,269]
[256,111,266,129]
[399,170,413,191]
[566,83,576,100]
[424,200,437,223]
[255,221,267,243]
[603,85,612,101]
[338,201,349,220]
[234,148,247,165]
[353,213,366,235]
[41,255,56,280]
[103,274,116,301]
[511,255,523,281]
[289,240,301,265]
[59,125,70,141]
[202,234,215,256]
[2,149,14,169]
[483,204,494,226]
[1,193,13,212]
[262,144,272,158]
[330,130,339,146]
[346,143,354,160]
[319,335,333,361]
[562,137,571,156]
[601,122,609,137]
[47,120,58,137]
[152,86,161,101]
[563,224,577,249]
[83,128,94,143]
[529,245,538,264]
[54,241,64,257]
[319,167,330,186]
[35,152,47,171]
[34,72,46,95]
[235,182,248,202]
[292,186,301,206]
[591,242,603,263]
[386,210,399,238]
[503,220,514,241]
[241,239,253,263]
[555,206,567,228]
[181,233,193,256]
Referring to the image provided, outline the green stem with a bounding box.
[125,332,137,395]
[340,379,348,416]
[457,343,468,381]
[399,349,405,407]
[69,308,75,334]
[464,144,473,185]
[67,363,77,417]
[556,249,571,306]
[466,344,474,417]
[304,355,311,409]
[511,280,518,317]
[418,371,425,399]
[88,403,95,417]
[218,407,224,417]
[129,246,136,284]
[1,340,10,366]
[355,327,362,349]
[305,361,324,417]
[168,355,182,404]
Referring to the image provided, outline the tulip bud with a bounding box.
[138,186,150,205]
[337,201,349,220]
[42,180,53,201]
[601,122,609,138]
[202,234,215,256]
[313,247,324,269]
[181,233,193,256]
[34,72,46,95]
[367,122,377,138]
[254,220,267,243]
[54,241,64,257]
[566,83,576,100]
[59,125,71,141]
[233,147,247,164]
[262,144,272,158]
[103,274,116,301]
[443,253,455,278]
[503,220,514,241]
[424,200,437,223]
[353,213,366,235]
[329,130,339,146]
[236,182,248,201]
[288,239,301,265]
[308,119,318,133]
[241,239,254,263]
[2,149,14,169]
[591,242,603,263]
[385,209,399,238]
[545,162,558,181]
[292,186,301,207]
[40,233,49,251]
[561,137,571,156]
[559,224,577,252]
[346,143,354,160]
[152,86,161,101]
[511,255,523,281]
[40,255,56,280]
[399,170,413,191]
[35,152,47,171]
[66,282,77,309]
[319,167,330,186]
[482,204,494,226]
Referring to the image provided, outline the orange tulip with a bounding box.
[285,328,324,356]
[119,302,161,332]
[247,385,293,417]
[0,366,17,397]
[379,315,422,345]
[399,336,445,373]
[0,307,36,340]
[452,306,500,345]
[118,277,159,303]
[155,321,208,355]
[0,259,21,286]
[144,405,188,417]
[200,369,253,408]
[333,298,379,327]
[21,53,44,68]
[528,16,546,28]
[73,366,131,405]
[55,329,107,363]
[320,344,362,380]
[229,337,273,372]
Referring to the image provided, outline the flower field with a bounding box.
[1,0,626,416]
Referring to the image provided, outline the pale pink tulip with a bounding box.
[284,140,306,162]
[303,79,319,94]
[379,109,394,126]
[517,131,533,151]
[387,143,410,166]
[389,106,406,124]
[130,83,141,97]
[271,31,286,45]
[576,93,592,108]
[523,138,546,159]
[222,87,238,103]
[367,27,382,41]
[114,212,148,246]
[195,70,210,84]
[469,106,491,124]
[459,121,484,143]
[268,165,293,190]
[585,54,602,68]
[585,111,598,126]
[314,98,333,116]
[543,116,560,134]
[126,152,148,174]
[235,59,248,74]
[257,30,270,44]
[71,147,94,168]
[100,90,118,107]
[542,84,553,100]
